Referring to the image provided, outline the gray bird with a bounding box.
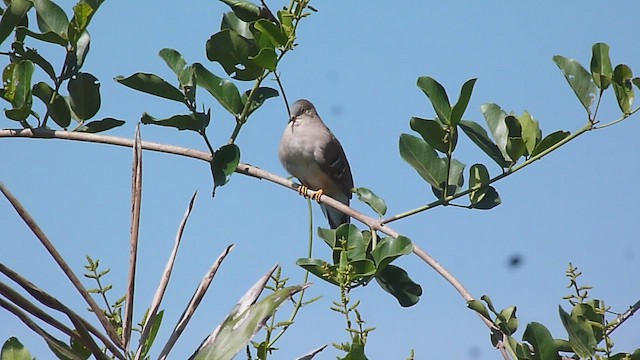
[279,99,354,229]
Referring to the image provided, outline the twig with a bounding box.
[134,191,198,360]
[157,244,235,360]
[0,180,123,349]
[0,263,125,359]
[123,124,143,349]
[606,299,640,336]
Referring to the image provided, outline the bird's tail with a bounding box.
[321,204,350,229]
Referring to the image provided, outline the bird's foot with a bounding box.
[297,185,309,198]
[311,189,324,203]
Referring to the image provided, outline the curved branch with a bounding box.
[0,128,486,324]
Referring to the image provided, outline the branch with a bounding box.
[0,128,483,324]
[0,178,124,349]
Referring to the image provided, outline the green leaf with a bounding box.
[250,47,277,71]
[347,259,377,281]
[68,0,103,46]
[0,0,31,46]
[467,300,492,321]
[590,43,613,90]
[253,19,287,48]
[450,78,477,126]
[69,336,90,360]
[15,26,68,46]
[33,81,71,128]
[221,11,253,40]
[468,163,490,205]
[375,265,422,307]
[398,133,442,189]
[192,284,308,360]
[241,86,278,116]
[518,111,541,156]
[612,64,634,114]
[409,117,449,153]
[20,47,57,81]
[296,258,339,286]
[141,113,202,131]
[553,55,596,115]
[416,76,451,125]
[371,235,413,272]
[558,305,596,359]
[633,77,640,92]
[140,310,164,359]
[212,144,241,192]
[68,72,100,120]
[355,187,387,216]
[194,63,243,116]
[335,223,368,262]
[6,60,35,109]
[317,227,336,248]
[74,117,125,133]
[33,0,69,39]
[219,0,261,22]
[343,338,368,360]
[573,301,604,342]
[158,48,194,87]
[277,10,294,40]
[480,103,510,162]
[1,337,32,360]
[115,73,185,103]
[430,158,465,199]
[505,115,526,162]
[530,130,570,158]
[205,28,262,81]
[459,120,509,168]
[470,186,500,210]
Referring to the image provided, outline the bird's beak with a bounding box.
[289,114,297,123]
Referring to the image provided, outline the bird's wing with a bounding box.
[317,134,354,199]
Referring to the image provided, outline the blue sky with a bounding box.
[1,1,639,359]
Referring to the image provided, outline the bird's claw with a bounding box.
[297,185,323,203]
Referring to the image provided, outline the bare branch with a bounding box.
[123,125,143,349]
[158,244,235,360]
[134,191,198,360]
[0,181,124,349]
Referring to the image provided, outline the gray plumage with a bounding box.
[278,99,354,228]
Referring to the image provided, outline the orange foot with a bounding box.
[311,189,324,203]
[297,185,309,197]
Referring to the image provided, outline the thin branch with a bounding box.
[1,129,487,331]
[123,124,143,349]
[134,191,198,360]
[606,299,640,336]
[0,180,124,349]
[157,244,235,360]
[0,263,125,360]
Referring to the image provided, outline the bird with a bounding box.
[278,99,354,229]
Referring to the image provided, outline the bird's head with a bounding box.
[289,99,317,123]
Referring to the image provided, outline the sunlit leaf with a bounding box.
[590,42,613,90]
[371,235,412,272]
[518,111,541,156]
[355,187,387,216]
[250,47,277,71]
[33,0,69,38]
[468,163,490,205]
[219,0,261,22]
[194,63,243,116]
[416,76,451,125]
[480,103,510,162]
[399,133,442,189]
[553,55,596,115]
[612,64,634,114]
[558,305,596,359]
[15,26,67,46]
